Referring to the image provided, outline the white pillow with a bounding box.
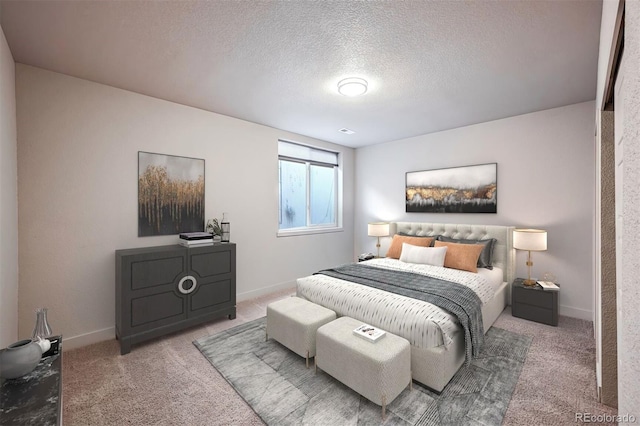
[399,243,447,267]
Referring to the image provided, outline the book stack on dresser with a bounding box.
[178,232,213,247]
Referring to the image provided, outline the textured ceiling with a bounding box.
[0,1,602,148]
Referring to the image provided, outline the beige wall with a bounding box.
[618,0,640,417]
[595,0,640,416]
[16,64,354,350]
[0,25,18,347]
[354,102,596,320]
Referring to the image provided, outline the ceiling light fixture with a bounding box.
[337,77,368,97]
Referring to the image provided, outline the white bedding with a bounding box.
[476,266,504,293]
[296,258,499,350]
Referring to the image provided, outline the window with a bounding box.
[278,140,340,235]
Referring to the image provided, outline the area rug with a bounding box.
[194,318,531,425]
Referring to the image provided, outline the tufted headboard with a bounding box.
[390,222,515,284]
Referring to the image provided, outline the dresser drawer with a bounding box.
[512,303,556,326]
[513,286,554,309]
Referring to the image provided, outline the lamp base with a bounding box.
[523,279,537,287]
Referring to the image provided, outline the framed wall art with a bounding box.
[138,151,205,236]
[405,163,497,213]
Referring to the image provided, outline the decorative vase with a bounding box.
[32,308,53,339]
[221,212,230,243]
[0,339,43,379]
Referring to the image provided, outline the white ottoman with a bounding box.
[315,316,412,418]
[266,297,336,368]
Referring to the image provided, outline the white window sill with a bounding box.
[277,226,343,238]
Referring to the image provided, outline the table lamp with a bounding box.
[368,222,390,258]
[513,229,547,286]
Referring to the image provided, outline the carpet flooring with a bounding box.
[62,288,618,425]
[194,318,532,425]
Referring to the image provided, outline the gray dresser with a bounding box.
[116,243,236,354]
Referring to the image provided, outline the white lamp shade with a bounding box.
[513,229,547,251]
[368,222,390,237]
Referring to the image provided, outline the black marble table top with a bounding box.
[0,337,62,425]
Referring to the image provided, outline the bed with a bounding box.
[296,222,515,392]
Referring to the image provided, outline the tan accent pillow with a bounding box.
[386,235,433,259]
[434,241,484,273]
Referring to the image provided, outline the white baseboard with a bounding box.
[560,304,593,321]
[236,280,296,302]
[62,326,115,351]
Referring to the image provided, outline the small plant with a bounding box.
[206,218,223,236]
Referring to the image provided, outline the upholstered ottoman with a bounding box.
[315,316,412,418]
[266,297,336,368]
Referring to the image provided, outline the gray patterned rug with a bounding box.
[194,318,531,425]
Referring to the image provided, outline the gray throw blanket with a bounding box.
[315,263,484,365]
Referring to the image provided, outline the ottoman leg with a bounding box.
[382,395,386,419]
[306,350,309,369]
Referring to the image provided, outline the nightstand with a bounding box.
[511,278,558,326]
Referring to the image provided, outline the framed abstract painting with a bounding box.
[405,163,497,213]
[138,151,205,236]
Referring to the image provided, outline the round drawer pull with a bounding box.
[178,275,197,295]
